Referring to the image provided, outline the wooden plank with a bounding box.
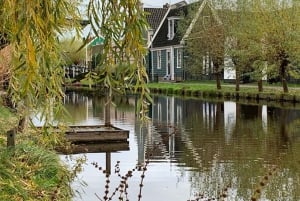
[65,130,129,143]
[57,142,129,154]
[37,125,129,143]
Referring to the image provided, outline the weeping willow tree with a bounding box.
[0,0,149,132]
[87,0,150,122]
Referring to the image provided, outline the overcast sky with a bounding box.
[142,0,184,7]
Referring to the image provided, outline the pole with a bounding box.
[7,129,16,147]
[105,152,111,175]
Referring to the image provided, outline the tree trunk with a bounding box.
[105,95,111,126]
[235,66,240,92]
[279,51,289,93]
[282,78,288,93]
[214,63,222,90]
[216,73,221,90]
[258,79,263,92]
[18,116,27,132]
[104,89,112,127]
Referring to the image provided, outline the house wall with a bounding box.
[152,49,167,81]
[150,47,184,82]
[174,48,184,81]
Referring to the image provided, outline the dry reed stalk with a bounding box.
[0,45,11,85]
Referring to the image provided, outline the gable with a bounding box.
[151,1,205,48]
[144,8,168,33]
[152,5,188,48]
[182,0,222,42]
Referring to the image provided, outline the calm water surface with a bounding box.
[62,91,300,201]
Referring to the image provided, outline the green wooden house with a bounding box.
[146,0,226,82]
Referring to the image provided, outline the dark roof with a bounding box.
[152,1,202,48]
[144,8,168,33]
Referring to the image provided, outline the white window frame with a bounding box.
[167,17,181,40]
[168,19,175,40]
[177,49,182,68]
[157,50,161,69]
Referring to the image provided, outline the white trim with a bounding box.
[147,7,171,49]
[181,0,208,43]
[150,44,184,52]
[170,47,175,80]
[207,1,222,25]
[157,50,162,69]
[151,49,154,81]
[181,0,223,44]
[166,49,171,75]
[176,48,182,68]
[168,18,175,40]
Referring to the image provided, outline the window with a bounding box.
[167,17,181,40]
[203,16,210,29]
[157,50,161,69]
[168,19,175,40]
[177,49,182,68]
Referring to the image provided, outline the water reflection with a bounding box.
[64,91,300,201]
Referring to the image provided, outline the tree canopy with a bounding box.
[0,0,150,128]
[182,0,300,93]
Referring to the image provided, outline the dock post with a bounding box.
[105,94,111,126]
[7,129,16,147]
[106,152,111,174]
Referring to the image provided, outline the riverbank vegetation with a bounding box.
[147,81,300,103]
[0,105,85,200]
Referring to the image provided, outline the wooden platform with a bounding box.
[38,125,130,154]
[65,125,129,143]
[57,141,129,154]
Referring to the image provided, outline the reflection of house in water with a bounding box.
[64,91,93,122]
[63,91,136,125]
[144,96,274,162]
[135,96,185,162]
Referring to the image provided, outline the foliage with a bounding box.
[218,0,300,92]
[251,0,300,92]
[182,0,300,93]
[87,0,151,120]
[0,45,11,85]
[0,0,84,128]
[0,143,78,201]
[0,105,17,136]
[60,38,86,66]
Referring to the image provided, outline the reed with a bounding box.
[93,157,150,201]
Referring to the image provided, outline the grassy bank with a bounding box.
[147,81,300,103]
[0,104,80,201]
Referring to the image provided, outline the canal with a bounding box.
[62,90,300,201]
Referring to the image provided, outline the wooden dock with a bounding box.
[57,141,129,154]
[53,125,130,154]
[64,125,129,143]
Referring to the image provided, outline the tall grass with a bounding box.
[0,142,76,201]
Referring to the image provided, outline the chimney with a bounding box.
[163,3,170,9]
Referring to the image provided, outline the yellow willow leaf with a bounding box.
[26,36,37,70]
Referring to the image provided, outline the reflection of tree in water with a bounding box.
[150,97,300,200]
[64,91,136,124]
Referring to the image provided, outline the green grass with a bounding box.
[148,81,300,93]
[0,105,12,119]
[0,143,74,201]
[147,81,300,103]
[0,106,17,136]
[0,102,82,201]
